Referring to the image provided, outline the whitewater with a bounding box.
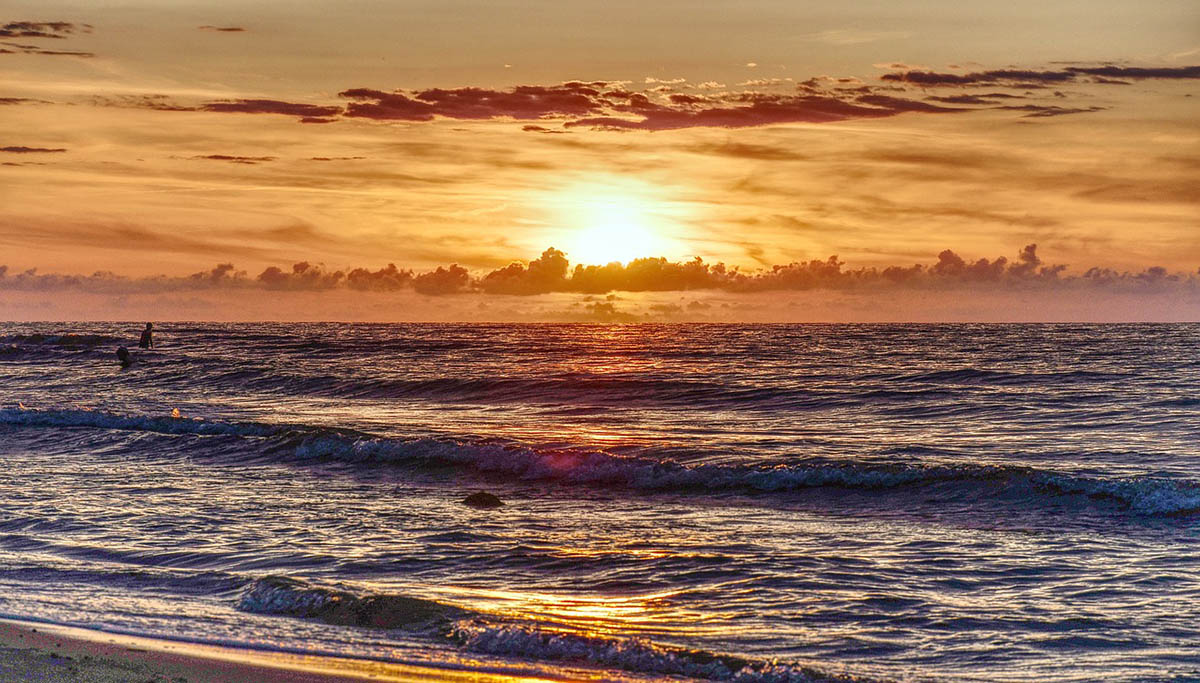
[1,323,1197,682]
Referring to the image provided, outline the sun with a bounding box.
[544,179,684,265]
[568,197,664,265]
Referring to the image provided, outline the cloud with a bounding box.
[413,264,471,295]
[1066,65,1200,79]
[804,29,911,45]
[0,41,93,57]
[91,94,195,111]
[340,82,608,121]
[1000,104,1106,118]
[480,247,569,294]
[925,93,1025,104]
[1,145,66,153]
[83,61,1193,131]
[257,262,344,290]
[564,93,962,131]
[881,65,1200,87]
[683,141,810,161]
[200,98,343,119]
[1,246,1196,302]
[198,25,246,32]
[0,97,52,105]
[0,21,90,39]
[191,154,275,164]
[346,264,413,291]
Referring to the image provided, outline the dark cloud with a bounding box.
[565,93,961,131]
[346,264,413,291]
[2,246,1196,298]
[340,82,607,121]
[91,94,195,111]
[0,40,92,57]
[86,61,1193,131]
[190,153,274,164]
[0,21,89,39]
[257,262,344,290]
[0,97,51,105]
[1,145,66,153]
[480,248,569,294]
[881,65,1200,87]
[1066,65,1200,80]
[521,124,568,134]
[413,264,471,295]
[190,262,245,284]
[1001,104,1106,118]
[200,99,343,119]
[198,25,245,32]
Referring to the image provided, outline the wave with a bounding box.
[0,333,124,348]
[213,371,827,409]
[879,368,1127,386]
[237,576,467,629]
[238,576,867,682]
[5,407,1199,515]
[450,620,865,682]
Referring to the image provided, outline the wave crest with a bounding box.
[450,620,868,682]
[6,407,1199,516]
[237,576,466,628]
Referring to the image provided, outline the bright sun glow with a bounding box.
[569,198,663,264]
[543,179,686,265]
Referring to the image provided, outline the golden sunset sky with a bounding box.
[1,0,1197,320]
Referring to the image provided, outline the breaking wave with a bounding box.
[4,407,1199,516]
[237,576,467,628]
[237,576,868,682]
[450,620,868,682]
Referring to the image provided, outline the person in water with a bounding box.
[139,322,153,349]
[116,346,132,367]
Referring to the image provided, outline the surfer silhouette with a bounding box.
[116,346,133,368]
[139,323,153,349]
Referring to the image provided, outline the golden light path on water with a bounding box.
[421,583,748,638]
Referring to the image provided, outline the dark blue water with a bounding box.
[1,323,1198,681]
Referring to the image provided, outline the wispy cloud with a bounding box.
[804,29,911,45]
[1,145,66,153]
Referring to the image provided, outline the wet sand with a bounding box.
[0,618,558,682]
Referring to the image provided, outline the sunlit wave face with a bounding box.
[541,178,688,265]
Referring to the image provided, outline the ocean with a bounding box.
[1,322,1197,682]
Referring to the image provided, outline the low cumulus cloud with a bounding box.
[3,246,1196,299]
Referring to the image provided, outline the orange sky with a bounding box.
[0,1,1197,320]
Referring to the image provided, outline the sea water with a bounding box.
[1,323,1197,682]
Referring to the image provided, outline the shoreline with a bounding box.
[0,618,564,682]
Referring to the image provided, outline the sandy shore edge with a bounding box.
[0,618,560,682]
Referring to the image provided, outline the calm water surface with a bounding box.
[1,323,1197,682]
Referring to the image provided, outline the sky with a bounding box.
[1,0,1198,321]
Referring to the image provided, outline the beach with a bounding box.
[0,619,561,682]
